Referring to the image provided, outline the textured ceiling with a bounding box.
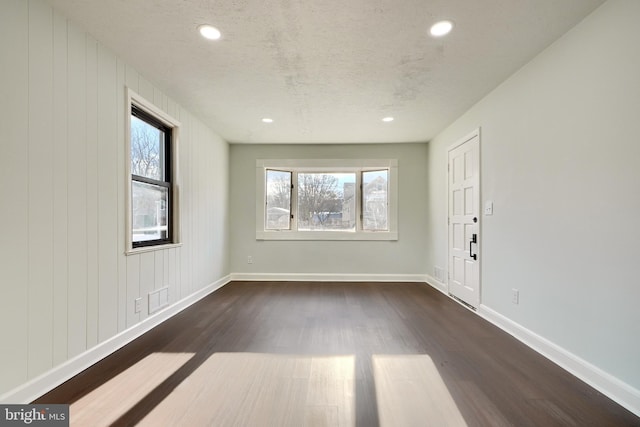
[45,0,605,143]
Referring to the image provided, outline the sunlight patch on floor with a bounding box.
[373,354,467,427]
[70,352,195,426]
[138,353,355,426]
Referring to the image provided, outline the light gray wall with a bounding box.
[0,0,229,395]
[426,0,640,391]
[229,143,428,276]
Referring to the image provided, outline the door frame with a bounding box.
[447,128,481,308]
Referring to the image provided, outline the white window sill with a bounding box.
[256,231,398,241]
[126,242,182,256]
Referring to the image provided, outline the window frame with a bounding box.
[126,88,182,254]
[265,169,293,231]
[256,159,398,241]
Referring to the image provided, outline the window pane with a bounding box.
[131,115,166,181]
[297,173,356,231]
[132,181,169,243]
[363,170,388,231]
[266,170,291,230]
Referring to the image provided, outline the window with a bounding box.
[265,170,292,230]
[362,170,389,231]
[256,159,398,240]
[127,89,180,253]
[297,172,356,231]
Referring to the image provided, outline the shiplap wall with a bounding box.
[0,0,229,396]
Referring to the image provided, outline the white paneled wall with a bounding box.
[0,0,229,396]
[1,0,29,394]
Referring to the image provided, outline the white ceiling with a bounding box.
[46,0,605,144]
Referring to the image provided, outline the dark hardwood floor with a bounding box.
[36,281,639,426]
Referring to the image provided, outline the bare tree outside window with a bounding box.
[131,115,164,180]
[298,173,355,231]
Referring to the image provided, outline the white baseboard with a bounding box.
[7,273,637,418]
[477,305,640,417]
[423,274,448,294]
[422,278,639,417]
[230,273,429,282]
[0,275,231,404]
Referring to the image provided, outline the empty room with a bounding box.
[1,0,639,425]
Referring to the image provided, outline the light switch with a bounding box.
[484,201,493,215]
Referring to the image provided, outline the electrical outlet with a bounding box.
[135,297,142,313]
[511,289,519,305]
[247,256,253,264]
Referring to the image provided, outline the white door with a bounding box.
[448,131,480,308]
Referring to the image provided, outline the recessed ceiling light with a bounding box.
[198,24,221,40]
[262,118,274,123]
[430,20,453,37]
[382,117,394,122]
